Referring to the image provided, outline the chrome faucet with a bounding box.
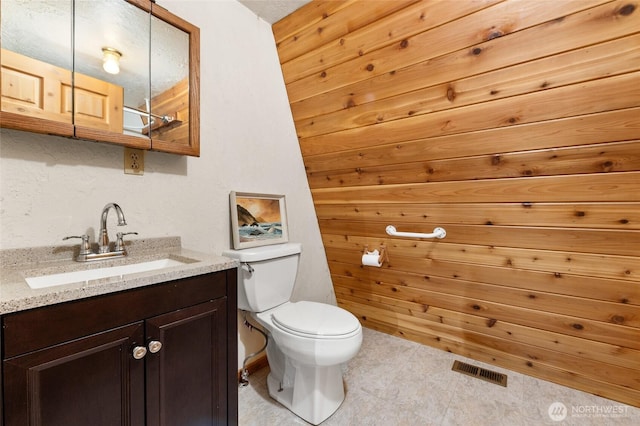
[99,203,127,253]
[64,202,137,262]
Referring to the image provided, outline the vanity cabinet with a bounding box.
[1,269,237,426]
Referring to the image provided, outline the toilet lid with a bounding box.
[271,301,360,337]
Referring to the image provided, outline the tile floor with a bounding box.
[239,327,640,425]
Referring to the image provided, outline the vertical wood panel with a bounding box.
[276,0,640,408]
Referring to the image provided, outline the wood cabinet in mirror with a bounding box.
[0,0,74,137]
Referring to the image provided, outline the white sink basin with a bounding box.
[25,258,190,289]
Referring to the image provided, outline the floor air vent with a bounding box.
[451,360,508,387]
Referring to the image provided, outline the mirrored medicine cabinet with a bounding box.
[1,0,200,156]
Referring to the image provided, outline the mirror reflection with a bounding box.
[1,0,73,125]
[1,0,192,146]
[149,13,190,145]
[74,0,150,138]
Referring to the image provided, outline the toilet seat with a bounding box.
[271,301,360,339]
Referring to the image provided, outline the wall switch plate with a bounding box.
[124,147,144,175]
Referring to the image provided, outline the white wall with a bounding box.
[0,0,336,367]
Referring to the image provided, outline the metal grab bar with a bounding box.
[123,106,173,123]
[385,225,446,239]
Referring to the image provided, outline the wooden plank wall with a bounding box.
[273,0,640,407]
[147,78,190,145]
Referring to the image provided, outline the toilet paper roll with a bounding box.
[362,250,382,267]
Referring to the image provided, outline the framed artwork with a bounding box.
[230,191,289,249]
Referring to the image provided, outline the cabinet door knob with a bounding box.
[132,346,148,359]
[148,340,163,353]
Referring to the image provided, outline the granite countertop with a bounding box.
[0,237,239,315]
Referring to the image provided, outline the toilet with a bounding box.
[223,243,362,425]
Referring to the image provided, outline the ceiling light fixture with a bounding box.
[102,47,122,74]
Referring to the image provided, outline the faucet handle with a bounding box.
[63,235,92,255]
[115,232,138,252]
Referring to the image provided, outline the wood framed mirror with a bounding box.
[73,0,152,150]
[148,2,200,156]
[1,0,75,137]
[0,0,200,156]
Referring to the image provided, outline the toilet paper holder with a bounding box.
[363,244,389,265]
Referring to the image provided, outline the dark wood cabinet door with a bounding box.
[145,298,228,426]
[2,322,145,426]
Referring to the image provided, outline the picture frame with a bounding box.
[229,191,289,249]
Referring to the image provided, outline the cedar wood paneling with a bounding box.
[274,0,640,406]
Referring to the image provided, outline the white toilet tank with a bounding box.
[223,243,302,312]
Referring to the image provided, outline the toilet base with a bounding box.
[267,363,345,425]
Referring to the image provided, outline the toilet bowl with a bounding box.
[255,301,362,424]
[222,243,362,425]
